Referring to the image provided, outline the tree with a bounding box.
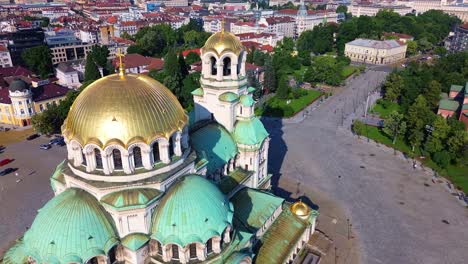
[336,5,347,14]
[178,53,189,79]
[247,71,262,99]
[424,80,441,109]
[185,52,201,65]
[304,56,342,86]
[417,38,433,52]
[84,57,101,82]
[121,31,133,41]
[352,120,365,138]
[406,40,418,56]
[21,45,53,78]
[383,111,407,144]
[84,45,109,82]
[407,95,433,151]
[424,115,450,154]
[126,45,144,55]
[276,75,289,99]
[263,56,276,93]
[383,73,404,102]
[434,46,447,57]
[180,73,199,110]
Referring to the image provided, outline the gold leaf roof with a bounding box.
[62,73,188,148]
[202,31,244,56]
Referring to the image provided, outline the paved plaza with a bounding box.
[266,69,468,264]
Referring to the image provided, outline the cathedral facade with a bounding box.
[4,29,318,264]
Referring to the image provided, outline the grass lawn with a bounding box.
[0,128,34,146]
[341,65,359,79]
[361,125,468,193]
[369,100,400,118]
[256,89,322,118]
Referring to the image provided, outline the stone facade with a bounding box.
[345,39,407,65]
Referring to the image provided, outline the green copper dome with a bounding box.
[23,188,119,263]
[233,117,268,146]
[239,94,255,107]
[151,175,234,247]
[101,188,162,211]
[219,92,239,102]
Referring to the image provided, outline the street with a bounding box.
[0,137,66,256]
[265,69,468,263]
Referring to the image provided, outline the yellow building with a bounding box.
[0,76,69,127]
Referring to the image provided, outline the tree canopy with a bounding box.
[21,45,53,79]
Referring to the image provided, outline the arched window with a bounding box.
[210,57,217,76]
[108,245,117,263]
[168,137,174,158]
[223,57,231,76]
[189,244,197,259]
[82,152,87,165]
[94,149,103,169]
[86,257,99,264]
[157,241,163,256]
[113,149,122,170]
[152,142,160,163]
[206,239,213,254]
[237,53,242,76]
[171,245,179,260]
[133,147,143,168]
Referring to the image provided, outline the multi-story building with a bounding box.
[99,25,115,45]
[231,21,267,35]
[0,44,13,68]
[45,29,81,48]
[50,43,94,64]
[345,38,407,65]
[0,66,69,127]
[411,0,468,22]
[264,16,296,38]
[0,28,45,66]
[446,23,468,52]
[111,53,164,74]
[348,4,413,17]
[114,21,139,37]
[437,82,468,130]
[55,63,81,89]
[79,29,99,44]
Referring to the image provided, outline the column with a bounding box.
[231,62,238,79]
[102,153,111,175]
[73,147,83,167]
[162,245,171,262]
[240,57,246,76]
[66,143,74,160]
[229,159,235,172]
[216,62,223,81]
[223,228,231,243]
[142,149,152,170]
[85,151,95,172]
[122,153,131,174]
[174,133,182,156]
[197,243,206,261]
[212,237,222,254]
[159,142,170,164]
[223,164,228,175]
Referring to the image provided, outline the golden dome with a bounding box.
[62,73,188,148]
[290,200,311,220]
[202,31,244,56]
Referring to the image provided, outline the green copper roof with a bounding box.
[462,104,468,110]
[239,94,255,107]
[465,82,468,95]
[233,118,268,146]
[440,92,448,99]
[219,169,252,194]
[450,84,463,92]
[225,251,251,264]
[151,175,234,247]
[255,208,309,264]
[219,92,239,102]
[231,188,284,231]
[247,86,256,93]
[439,99,460,111]
[23,188,119,264]
[101,188,162,211]
[50,160,66,192]
[3,239,27,264]
[121,233,150,251]
[191,88,204,96]
[191,123,238,175]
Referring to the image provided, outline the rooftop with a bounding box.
[439,99,460,111]
[347,38,404,49]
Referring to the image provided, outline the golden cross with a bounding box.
[116,48,125,80]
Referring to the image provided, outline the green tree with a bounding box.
[383,111,407,144]
[84,58,101,82]
[126,45,144,55]
[434,46,447,56]
[163,49,183,96]
[352,120,365,138]
[304,56,342,86]
[336,5,347,13]
[180,73,199,110]
[121,31,133,41]
[276,75,289,99]
[425,115,450,154]
[84,45,109,81]
[406,40,418,56]
[424,80,441,109]
[263,56,276,93]
[178,53,189,79]
[21,45,53,78]
[383,73,404,102]
[406,95,433,151]
[185,52,201,65]
[417,38,433,52]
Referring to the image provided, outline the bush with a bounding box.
[352,120,365,136]
[433,151,451,169]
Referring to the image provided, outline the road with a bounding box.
[0,137,66,256]
[266,69,468,264]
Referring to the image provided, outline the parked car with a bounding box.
[56,140,66,146]
[26,134,40,140]
[0,167,14,176]
[0,158,12,166]
[40,144,51,150]
[50,137,64,145]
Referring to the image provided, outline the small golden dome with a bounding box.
[202,31,244,56]
[290,200,311,220]
[62,73,188,148]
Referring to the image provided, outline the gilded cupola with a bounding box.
[202,29,244,56]
[290,200,311,220]
[62,73,188,148]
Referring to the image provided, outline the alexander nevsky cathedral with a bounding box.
[4,29,318,264]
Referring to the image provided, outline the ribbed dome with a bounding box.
[151,175,233,247]
[202,31,244,56]
[23,188,119,263]
[9,79,29,92]
[290,200,311,220]
[233,117,268,146]
[62,73,188,148]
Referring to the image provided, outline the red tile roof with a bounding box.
[182,48,201,57]
[0,88,11,104]
[32,83,70,102]
[0,45,8,52]
[112,54,164,71]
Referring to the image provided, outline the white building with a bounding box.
[55,63,81,88]
[79,29,99,44]
[345,38,407,65]
[348,4,413,17]
[0,45,13,68]
[411,0,468,22]
[264,16,296,38]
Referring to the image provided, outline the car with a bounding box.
[40,144,51,150]
[56,140,66,146]
[0,158,12,166]
[0,168,14,176]
[50,137,64,145]
[26,134,40,140]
